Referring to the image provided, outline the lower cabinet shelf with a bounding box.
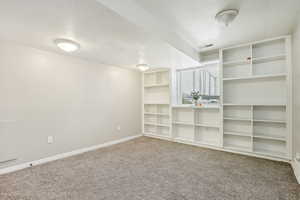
[195,140,220,147]
[174,137,195,143]
[144,132,171,140]
[224,144,252,153]
[253,134,285,141]
[254,148,287,159]
[144,122,170,127]
[224,131,252,137]
[143,132,289,161]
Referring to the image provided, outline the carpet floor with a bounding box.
[0,137,299,200]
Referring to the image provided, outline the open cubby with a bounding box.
[223,135,252,152]
[224,120,252,136]
[253,138,287,158]
[253,121,286,140]
[157,115,170,125]
[144,69,169,86]
[144,86,170,104]
[253,106,286,122]
[157,126,170,137]
[223,76,287,105]
[144,104,170,116]
[156,71,169,85]
[144,104,157,113]
[144,72,156,85]
[224,105,252,120]
[252,56,286,76]
[157,104,169,115]
[144,114,157,124]
[194,109,219,127]
[223,45,251,63]
[195,126,219,146]
[223,62,251,78]
[173,124,194,142]
[144,124,157,134]
[252,38,285,58]
[172,107,194,124]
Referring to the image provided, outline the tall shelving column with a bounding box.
[220,36,292,160]
[143,69,172,140]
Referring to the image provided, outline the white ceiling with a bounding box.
[0,0,299,69]
[134,0,300,51]
[0,0,199,69]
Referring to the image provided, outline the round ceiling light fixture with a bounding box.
[136,64,150,71]
[54,38,80,52]
[215,9,239,27]
[204,44,214,48]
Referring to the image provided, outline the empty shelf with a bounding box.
[224,131,252,137]
[224,144,252,152]
[195,140,219,147]
[252,54,286,64]
[223,59,251,66]
[144,103,169,105]
[253,134,286,141]
[144,132,171,139]
[224,104,286,106]
[224,117,252,122]
[195,123,220,128]
[253,119,286,124]
[144,112,169,116]
[223,73,287,81]
[223,118,286,123]
[144,122,170,127]
[173,121,194,126]
[254,148,287,158]
[144,83,169,88]
[174,137,194,143]
[144,69,169,74]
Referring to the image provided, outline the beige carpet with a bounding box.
[0,137,299,200]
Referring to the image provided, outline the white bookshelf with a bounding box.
[143,69,172,138]
[172,106,221,147]
[142,36,292,162]
[220,36,292,160]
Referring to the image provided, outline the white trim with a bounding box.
[0,134,142,175]
[291,159,300,184]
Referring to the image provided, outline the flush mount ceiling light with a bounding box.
[204,44,214,48]
[136,64,150,71]
[215,9,239,27]
[54,38,80,52]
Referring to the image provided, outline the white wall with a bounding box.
[293,15,300,159]
[0,42,141,169]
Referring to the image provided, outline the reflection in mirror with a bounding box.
[176,62,220,105]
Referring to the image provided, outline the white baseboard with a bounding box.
[0,134,142,175]
[291,159,300,184]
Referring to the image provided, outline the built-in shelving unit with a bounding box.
[142,35,292,162]
[172,106,221,147]
[221,36,292,160]
[143,69,172,139]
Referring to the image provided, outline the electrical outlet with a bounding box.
[47,136,54,144]
[117,125,121,131]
